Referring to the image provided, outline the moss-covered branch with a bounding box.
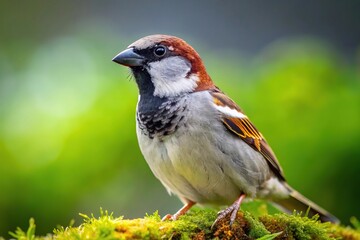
[6,203,360,240]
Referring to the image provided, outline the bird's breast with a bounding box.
[136,114,240,205]
[136,92,242,204]
[136,91,273,204]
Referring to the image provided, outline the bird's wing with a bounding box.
[210,89,285,181]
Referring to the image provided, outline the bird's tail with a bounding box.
[273,188,339,223]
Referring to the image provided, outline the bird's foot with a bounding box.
[161,214,174,221]
[161,201,196,221]
[211,194,246,229]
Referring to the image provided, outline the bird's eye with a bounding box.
[154,46,166,57]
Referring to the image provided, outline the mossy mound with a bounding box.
[6,203,360,240]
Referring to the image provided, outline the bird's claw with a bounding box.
[211,194,246,229]
[211,206,237,229]
[161,214,174,221]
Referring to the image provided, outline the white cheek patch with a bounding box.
[147,56,199,97]
[214,104,247,118]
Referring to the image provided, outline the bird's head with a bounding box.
[112,35,214,98]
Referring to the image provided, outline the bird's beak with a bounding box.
[112,48,145,67]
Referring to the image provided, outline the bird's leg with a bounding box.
[212,194,246,228]
[162,201,196,221]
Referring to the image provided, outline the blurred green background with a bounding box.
[0,0,359,236]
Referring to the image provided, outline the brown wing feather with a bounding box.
[211,90,285,181]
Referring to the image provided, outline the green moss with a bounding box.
[351,217,360,231]
[7,204,360,240]
[9,218,37,240]
[243,211,271,238]
[260,213,360,240]
[172,208,217,239]
[261,213,331,240]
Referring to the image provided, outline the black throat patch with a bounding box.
[137,94,187,139]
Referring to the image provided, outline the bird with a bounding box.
[112,34,339,225]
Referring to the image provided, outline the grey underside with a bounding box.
[136,91,285,205]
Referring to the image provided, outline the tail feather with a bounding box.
[273,189,339,223]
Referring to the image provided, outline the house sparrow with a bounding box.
[112,34,339,225]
